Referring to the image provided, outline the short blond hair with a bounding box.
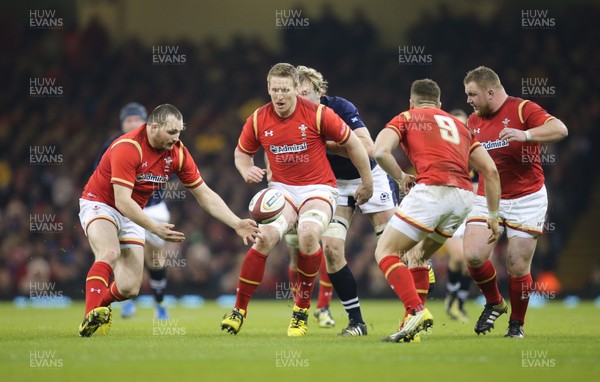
[464,66,502,88]
[296,65,328,95]
[267,63,299,87]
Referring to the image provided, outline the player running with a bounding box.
[373,79,501,342]
[221,63,373,337]
[463,66,568,337]
[284,65,396,336]
[78,104,260,337]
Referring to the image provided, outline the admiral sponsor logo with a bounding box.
[481,139,509,151]
[270,142,307,154]
[137,173,169,183]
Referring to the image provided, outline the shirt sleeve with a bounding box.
[384,114,405,140]
[336,98,365,129]
[176,144,203,188]
[237,113,261,155]
[521,101,556,129]
[321,106,351,144]
[110,141,141,189]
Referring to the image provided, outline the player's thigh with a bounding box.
[404,237,443,267]
[446,234,464,269]
[114,246,145,294]
[503,186,547,238]
[255,202,297,254]
[463,224,497,266]
[367,207,395,235]
[297,198,332,239]
[375,224,419,263]
[86,219,121,264]
[506,236,537,276]
[144,241,164,269]
[285,233,299,268]
[322,205,354,255]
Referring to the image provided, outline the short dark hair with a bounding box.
[464,66,502,88]
[147,104,184,128]
[267,63,299,88]
[410,79,441,105]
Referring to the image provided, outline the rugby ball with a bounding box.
[248,188,285,224]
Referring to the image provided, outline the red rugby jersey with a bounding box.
[468,97,555,199]
[385,107,479,191]
[82,124,202,210]
[237,96,350,187]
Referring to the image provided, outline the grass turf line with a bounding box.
[1,300,599,382]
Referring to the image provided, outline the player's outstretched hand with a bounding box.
[354,182,373,205]
[244,166,266,184]
[235,218,262,245]
[487,217,500,244]
[398,173,416,196]
[153,222,185,242]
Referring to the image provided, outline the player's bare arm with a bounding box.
[469,146,501,243]
[373,128,415,195]
[113,184,185,242]
[188,183,261,245]
[234,148,266,184]
[340,131,373,205]
[326,127,373,158]
[499,118,568,143]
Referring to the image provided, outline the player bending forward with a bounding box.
[78,104,260,337]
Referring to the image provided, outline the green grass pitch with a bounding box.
[1,299,599,382]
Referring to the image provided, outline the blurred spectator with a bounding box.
[0,2,597,299]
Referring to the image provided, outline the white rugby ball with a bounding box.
[248,188,285,224]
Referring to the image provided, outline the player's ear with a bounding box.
[409,99,415,110]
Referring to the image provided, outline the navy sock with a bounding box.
[446,268,461,296]
[148,268,167,304]
[458,273,472,301]
[328,265,364,324]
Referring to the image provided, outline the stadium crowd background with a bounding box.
[1,1,598,300]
